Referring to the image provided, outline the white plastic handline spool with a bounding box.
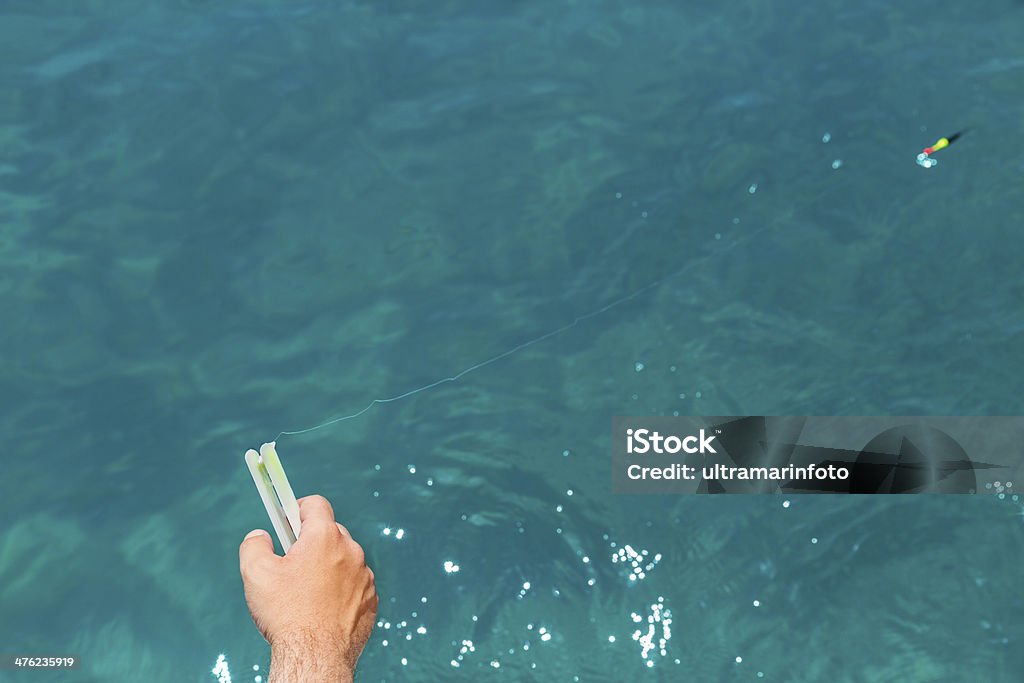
[245,442,302,552]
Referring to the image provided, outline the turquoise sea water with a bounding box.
[2,1,1023,681]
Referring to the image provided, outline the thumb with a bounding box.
[239,529,275,572]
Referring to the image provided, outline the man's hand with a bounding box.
[240,495,378,682]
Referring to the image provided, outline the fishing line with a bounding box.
[273,265,684,442]
[273,220,765,443]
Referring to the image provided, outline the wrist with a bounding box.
[269,632,354,683]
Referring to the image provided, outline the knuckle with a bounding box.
[351,544,366,564]
[239,560,262,582]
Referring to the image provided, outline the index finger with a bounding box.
[297,495,337,531]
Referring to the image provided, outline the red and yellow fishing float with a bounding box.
[916,129,968,168]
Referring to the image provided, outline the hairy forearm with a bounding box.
[269,636,355,683]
